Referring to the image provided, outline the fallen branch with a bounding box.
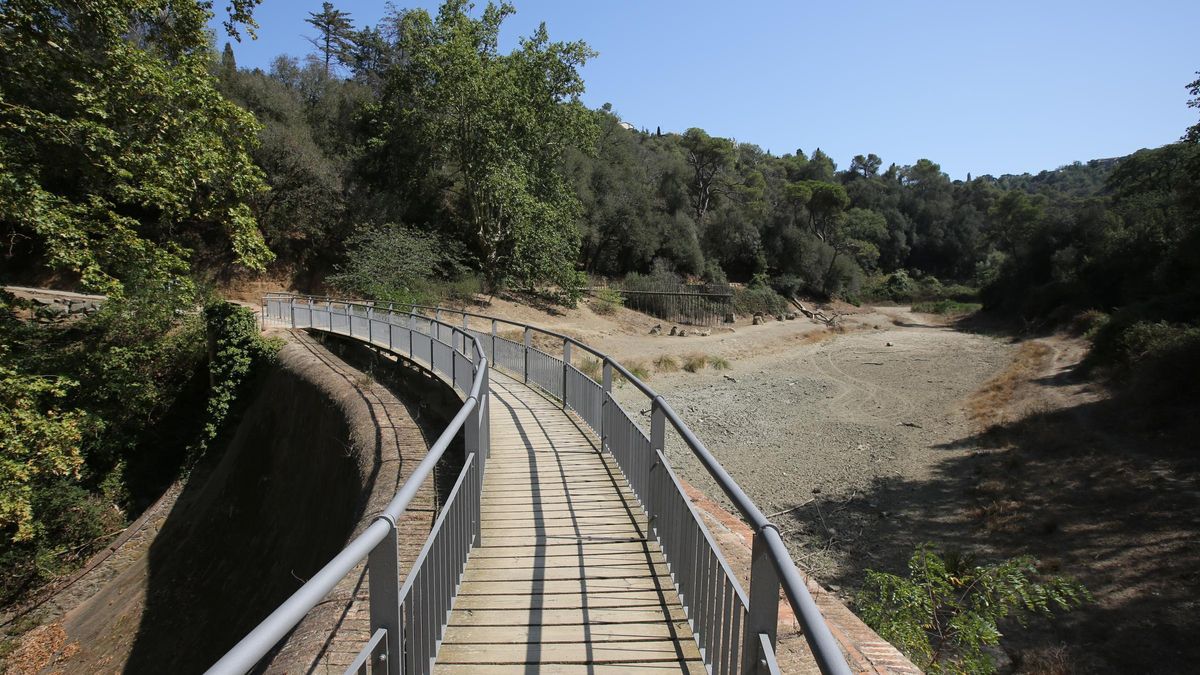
[767,498,814,519]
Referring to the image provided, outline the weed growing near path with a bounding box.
[653,355,679,373]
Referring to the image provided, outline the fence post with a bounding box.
[561,339,572,408]
[649,397,665,521]
[327,301,333,332]
[744,529,782,673]
[523,328,531,384]
[368,518,401,675]
[288,297,296,329]
[600,360,612,451]
[490,320,497,364]
[368,304,374,344]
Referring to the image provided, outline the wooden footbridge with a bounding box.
[207,296,852,675]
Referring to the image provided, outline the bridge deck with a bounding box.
[437,372,705,673]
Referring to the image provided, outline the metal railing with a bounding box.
[213,294,851,675]
[207,296,490,675]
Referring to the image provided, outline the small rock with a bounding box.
[752,314,764,325]
[678,329,688,337]
[723,374,737,383]
[885,341,894,346]
[669,326,678,336]
[786,312,797,320]
[775,314,785,321]
[812,487,822,494]
[649,324,662,335]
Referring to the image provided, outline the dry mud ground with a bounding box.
[479,295,1200,673]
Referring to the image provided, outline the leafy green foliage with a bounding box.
[912,300,983,315]
[0,0,272,296]
[373,0,597,294]
[860,545,1090,674]
[327,224,466,306]
[0,356,90,542]
[192,302,281,464]
[731,286,789,316]
[589,288,623,315]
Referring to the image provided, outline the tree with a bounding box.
[680,127,735,226]
[306,2,355,75]
[380,1,598,294]
[850,153,883,179]
[0,0,272,298]
[1186,71,1200,143]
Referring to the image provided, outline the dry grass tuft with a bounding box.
[968,341,1054,429]
[682,353,707,373]
[653,354,679,373]
[707,355,731,370]
[626,360,652,381]
[578,357,601,381]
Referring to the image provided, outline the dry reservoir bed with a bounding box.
[611,317,1016,586]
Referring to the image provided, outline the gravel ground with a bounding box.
[612,317,1017,584]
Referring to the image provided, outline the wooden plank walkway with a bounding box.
[438,372,706,673]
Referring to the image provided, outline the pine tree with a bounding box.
[305,2,354,75]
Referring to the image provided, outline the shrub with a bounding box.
[732,286,788,316]
[590,287,623,316]
[1067,310,1109,338]
[860,545,1090,674]
[707,355,731,370]
[328,223,466,306]
[626,360,651,381]
[578,357,601,381]
[653,355,679,373]
[912,300,983,315]
[682,354,707,373]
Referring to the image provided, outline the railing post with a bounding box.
[368,517,401,675]
[600,360,612,451]
[288,298,296,328]
[327,301,333,332]
[745,529,782,673]
[490,320,497,364]
[465,379,482,545]
[561,339,571,409]
[368,305,374,344]
[649,397,665,520]
[523,328,531,384]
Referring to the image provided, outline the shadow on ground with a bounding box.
[773,396,1200,673]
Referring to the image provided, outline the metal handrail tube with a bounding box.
[211,297,488,675]
[260,293,852,674]
[206,518,392,674]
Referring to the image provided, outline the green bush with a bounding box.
[912,300,983,315]
[589,287,623,315]
[190,302,281,465]
[328,223,467,306]
[860,545,1090,674]
[732,286,789,316]
[864,271,978,304]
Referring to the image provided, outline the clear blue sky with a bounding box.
[212,0,1199,179]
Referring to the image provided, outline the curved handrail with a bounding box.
[208,297,489,674]
[265,293,851,675]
